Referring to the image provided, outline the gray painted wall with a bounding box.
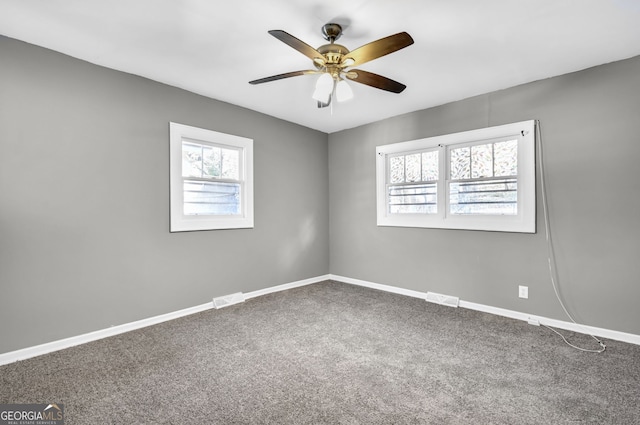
[329,56,640,335]
[0,36,329,354]
[2,33,639,356]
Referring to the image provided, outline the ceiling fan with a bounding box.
[249,23,414,108]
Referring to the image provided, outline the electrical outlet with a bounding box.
[519,285,529,299]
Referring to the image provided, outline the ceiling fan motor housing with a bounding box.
[318,43,350,62]
[316,23,352,78]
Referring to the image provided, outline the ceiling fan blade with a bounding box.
[346,69,407,93]
[268,30,325,64]
[249,70,321,85]
[343,32,414,67]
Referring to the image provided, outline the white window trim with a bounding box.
[376,120,535,233]
[170,122,254,232]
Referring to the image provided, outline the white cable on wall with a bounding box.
[536,120,606,353]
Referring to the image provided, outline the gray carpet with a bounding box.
[1,280,639,424]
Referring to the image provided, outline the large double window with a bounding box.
[170,122,253,232]
[376,121,535,233]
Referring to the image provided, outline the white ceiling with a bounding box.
[2,0,640,133]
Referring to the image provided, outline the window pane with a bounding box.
[449,178,517,215]
[471,143,493,178]
[389,183,437,214]
[494,140,518,176]
[450,147,470,180]
[183,142,241,181]
[221,148,239,180]
[182,142,203,178]
[183,180,241,216]
[421,151,438,181]
[202,146,221,178]
[390,156,405,183]
[405,153,421,182]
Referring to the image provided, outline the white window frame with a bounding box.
[376,120,535,233]
[170,122,254,232]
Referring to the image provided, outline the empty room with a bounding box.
[1,1,640,423]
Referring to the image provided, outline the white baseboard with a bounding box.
[329,274,640,346]
[0,274,330,366]
[245,274,330,299]
[330,275,431,300]
[0,302,214,367]
[3,273,637,366]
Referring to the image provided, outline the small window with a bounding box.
[170,122,253,232]
[376,121,535,233]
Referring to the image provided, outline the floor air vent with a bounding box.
[213,292,246,309]
[425,292,460,308]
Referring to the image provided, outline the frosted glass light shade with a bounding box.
[336,79,353,102]
[312,73,333,103]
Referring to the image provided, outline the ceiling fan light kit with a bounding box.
[249,23,414,109]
